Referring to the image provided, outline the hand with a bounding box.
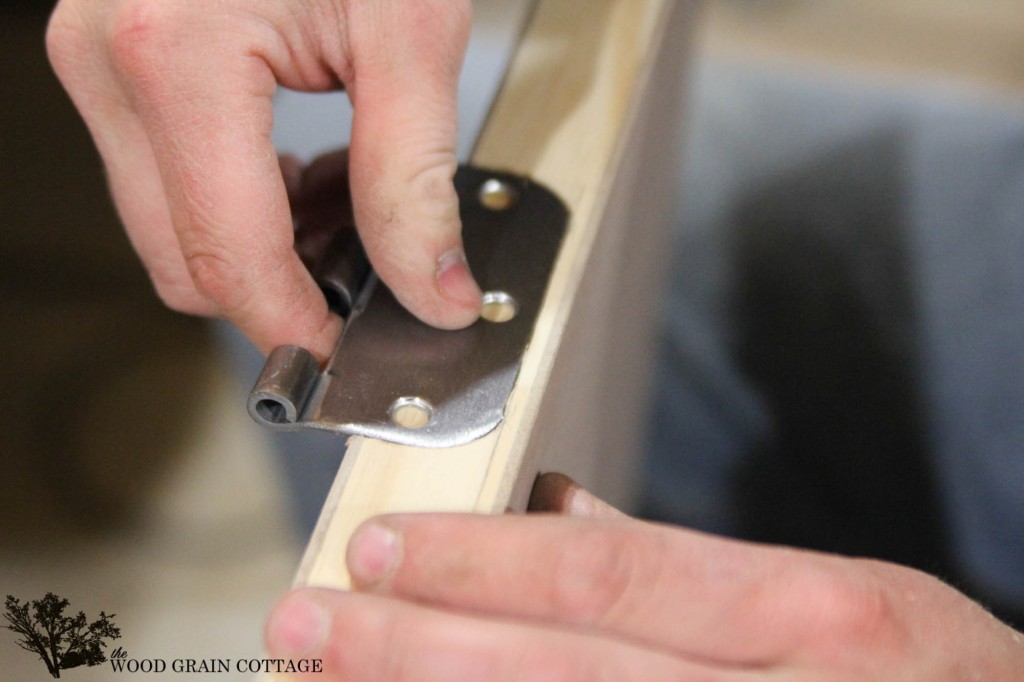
[46,0,481,361]
[265,474,1024,680]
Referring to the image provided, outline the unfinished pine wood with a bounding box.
[296,0,695,590]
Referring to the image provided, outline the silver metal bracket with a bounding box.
[248,166,569,448]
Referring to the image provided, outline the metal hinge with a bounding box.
[248,165,569,448]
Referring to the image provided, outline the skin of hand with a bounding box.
[46,0,481,362]
[265,474,1024,680]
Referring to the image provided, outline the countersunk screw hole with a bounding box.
[255,398,293,424]
[389,397,433,429]
[480,291,518,323]
[478,178,519,211]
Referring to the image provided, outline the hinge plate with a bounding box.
[248,165,569,448]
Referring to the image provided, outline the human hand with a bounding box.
[266,474,1024,680]
[46,0,480,361]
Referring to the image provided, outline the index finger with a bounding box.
[110,9,341,360]
[345,0,481,329]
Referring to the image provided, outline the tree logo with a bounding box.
[3,593,121,678]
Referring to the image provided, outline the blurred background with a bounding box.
[642,0,1024,632]
[3,0,1023,678]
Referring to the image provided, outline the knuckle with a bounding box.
[107,2,185,79]
[182,249,247,314]
[794,561,896,656]
[548,526,656,625]
[408,156,458,204]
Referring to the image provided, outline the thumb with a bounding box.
[345,0,481,329]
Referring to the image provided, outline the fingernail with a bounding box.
[436,248,482,306]
[347,522,402,587]
[267,593,330,657]
[565,486,627,520]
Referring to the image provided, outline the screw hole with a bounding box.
[389,397,433,429]
[480,291,518,323]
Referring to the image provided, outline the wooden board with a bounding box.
[296,0,696,591]
[702,0,1024,94]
